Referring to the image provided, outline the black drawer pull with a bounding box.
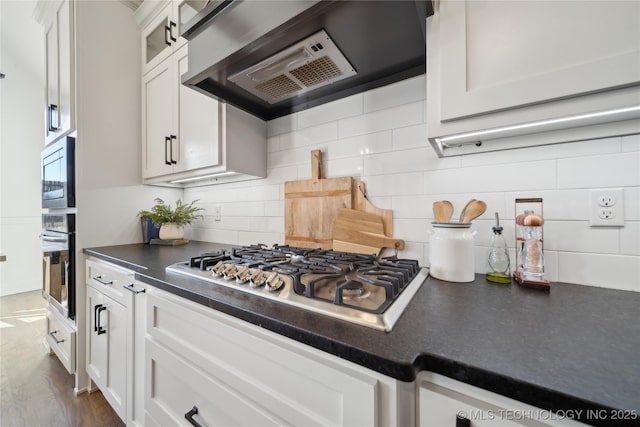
[93,275,113,286]
[49,330,65,344]
[123,283,146,294]
[185,406,202,427]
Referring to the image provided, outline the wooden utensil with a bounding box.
[433,200,454,223]
[285,150,353,249]
[353,181,393,236]
[461,200,487,223]
[332,208,404,255]
[459,199,476,223]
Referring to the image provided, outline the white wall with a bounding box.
[185,75,640,292]
[0,1,45,296]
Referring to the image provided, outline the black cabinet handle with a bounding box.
[164,25,172,46]
[185,406,202,427]
[123,283,146,294]
[49,330,65,344]
[456,414,471,427]
[170,135,177,164]
[92,275,113,286]
[169,21,177,42]
[96,305,107,335]
[165,136,171,165]
[48,104,59,131]
[93,304,102,332]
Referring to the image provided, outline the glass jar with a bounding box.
[520,225,544,280]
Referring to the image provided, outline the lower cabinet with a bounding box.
[85,258,147,425]
[417,372,587,427]
[86,284,128,420]
[46,305,76,374]
[144,286,414,427]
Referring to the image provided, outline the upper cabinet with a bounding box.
[137,0,267,187]
[427,0,640,156]
[37,0,75,145]
[140,0,208,75]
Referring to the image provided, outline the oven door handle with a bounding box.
[40,234,67,242]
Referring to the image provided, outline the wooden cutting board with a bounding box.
[332,208,405,255]
[285,150,353,249]
[353,181,393,237]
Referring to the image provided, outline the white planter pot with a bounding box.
[159,223,184,240]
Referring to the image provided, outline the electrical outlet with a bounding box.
[214,205,222,221]
[589,189,624,227]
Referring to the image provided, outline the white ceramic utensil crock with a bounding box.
[428,222,476,282]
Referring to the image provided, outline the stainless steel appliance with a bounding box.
[182,1,432,120]
[41,213,76,319]
[166,244,428,331]
[41,136,75,208]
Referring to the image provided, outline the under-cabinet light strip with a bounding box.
[170,171,236,184]
[437,105,640,147]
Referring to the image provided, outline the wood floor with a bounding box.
[0,290,124,427]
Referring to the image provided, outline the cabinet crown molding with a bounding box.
[135,0,170,28]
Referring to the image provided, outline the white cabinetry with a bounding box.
[145,286,414,426]
[138,0,266,187]
[46,305,76,374]
[140,0,207,75]
[40,0,75,145]
[143,44,221,179]
[417,372,586,427]
[427,0,640,156]
[86,258,147,426]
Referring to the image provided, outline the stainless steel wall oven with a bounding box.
[41,213,76,319]
[42,136,75,208]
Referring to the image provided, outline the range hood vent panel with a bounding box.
[229,30,356,105]
[182,1,432,120]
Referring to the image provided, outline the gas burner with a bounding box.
[166,244,429,331]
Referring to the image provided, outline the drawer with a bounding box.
[46,306,76,374]
[145,339,284,427]
[86,258,134,307]
[147,288,378,426]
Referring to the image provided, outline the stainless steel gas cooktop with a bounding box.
[165,244,428,331]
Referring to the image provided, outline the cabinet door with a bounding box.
[436,0,640,122]
[174,45,221,172]
[142,4,177,75]
[87,285,127,421]
[142,60,175,178]
[44,0,74,145]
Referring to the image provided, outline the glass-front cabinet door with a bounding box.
[176,0,209,33]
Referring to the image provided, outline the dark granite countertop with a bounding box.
[84,242,640,426]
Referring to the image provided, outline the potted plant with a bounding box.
[138,198,204,240]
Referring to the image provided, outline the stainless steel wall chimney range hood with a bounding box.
[181,1,432,120]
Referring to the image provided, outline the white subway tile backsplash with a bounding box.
[187,79,638,291]
[557,152,640,188]
[297,93,363,128]
[424,161,557,194]
[323,131,393,159]
[338,102,423,138]
[323,156,364,178]
[558,252,640,292]
[622,133,640,152]
[620,222,640,255]
[393,124,428,149]
[362,172,424,197]
[363,75,426,113]
[279,122,337,150]
[544,221,619,253]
